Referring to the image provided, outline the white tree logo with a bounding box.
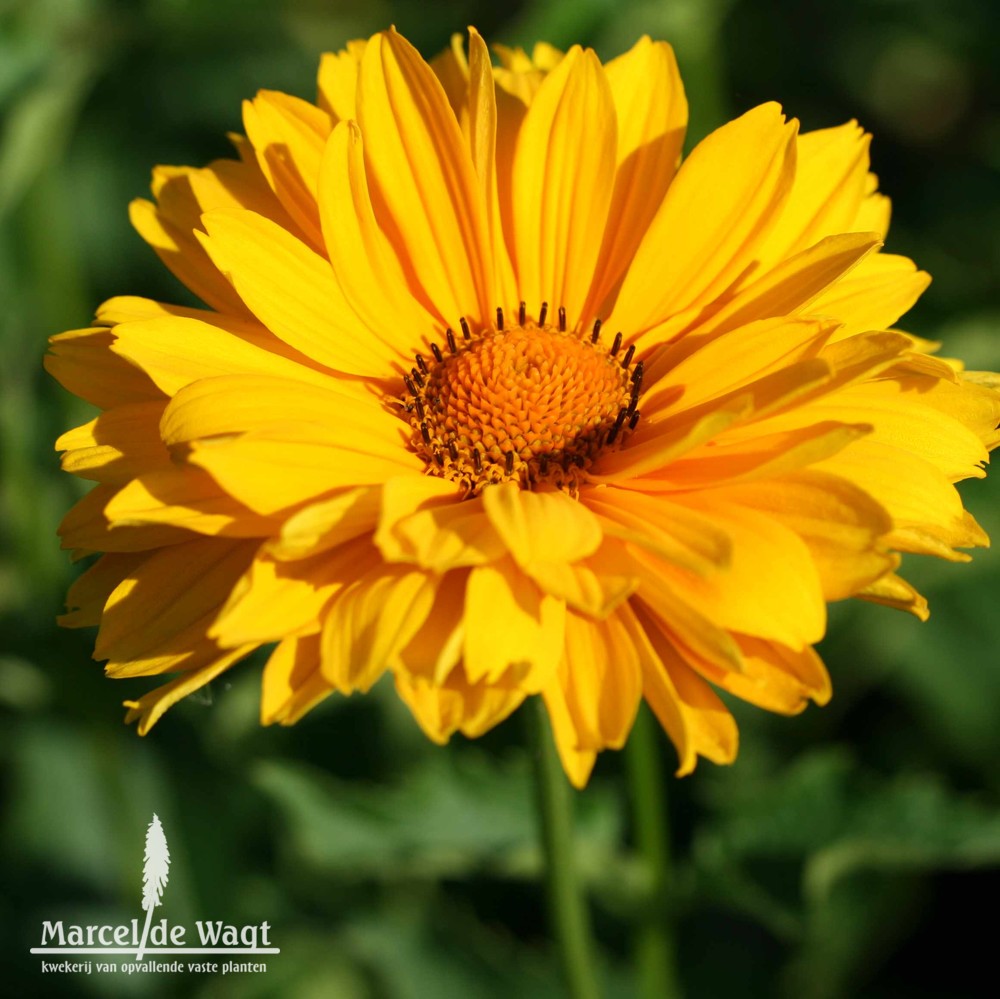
[136,814,170,959]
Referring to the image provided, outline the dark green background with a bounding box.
[3,0,999,995]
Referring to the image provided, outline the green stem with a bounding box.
[530,698,600,999]
[625,704,683,999]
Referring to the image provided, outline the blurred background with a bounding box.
[3,0,1000,996]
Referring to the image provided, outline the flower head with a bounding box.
[50,28,1000,785]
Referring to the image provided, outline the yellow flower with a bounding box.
[50,28,1000,786]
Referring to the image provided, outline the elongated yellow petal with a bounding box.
[357,29,494,325]
[610,103,797,335]
[396,668,526,744]
[105,466,279,538]
[510,46,616,324]
[559,610,642,750]
[481,482,602,566]
[321,566,438,693]
[123,645,256,734]
[755,122,873,266]
[376,477,504,571]
[317,40,367,120]
[261,634,331,725]
[96,538,257,670]
[266,487,382,560]
[59,552,146,629]
[242,90,332,250]
[630,602,739,775]
[129,198,250,317]
[212,537,379,646]
[318,121,438,350]
[584,37,687,318]
[464,558,564,691]
[58,401,169,485]
[188,428,421,516]
[46,328,164,410]
[198,209,404,375]
[108,315,348,397]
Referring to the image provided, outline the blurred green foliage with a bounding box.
[3,0,1000,996]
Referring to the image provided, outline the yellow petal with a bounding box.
[810,252,930,340]
[632,493,827,651]
[59,483,194,555]
[481,482,602,567]
[396,569,468,684]
[46,327,163,409]
[464,558,564,691]
[610,103,797,335]
[261,634,332,725]
[96,538,257,671]
[108,315,350,397]
[559,610,642,750]
[466,28,518,308]
[57,401,169,485]
[123,645,255,735]
[714,470,895,600]
[58,553,146,628]
[642,316,834,411]
[266,487,382,560]
[510,45,616,324]
[198,208,404,376]
[583,486,732,575]
[159,373,397,449]
[188,429,420,517]
[540,685,597,789]
[318,121,437,353]
[584,37,687,318]
[857,572,929,621]
[242,90,332,250]
[715,634,832,713]
[105,466,279,538]
[211,537,379,646]
[395,668,526,744]
[755,121,873,266]
[357,29,494,325]
[630,602,739,775]
[317,40,367,120]
[129,197,249,317]
[321,566,438,693]
[655,232,881,351]
[376,476,505,571]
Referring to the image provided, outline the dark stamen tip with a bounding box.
[448,440,459,460]
[434,450,444,467]
[610,332,622,357]
[505,451,514,475]
[420,422,431,444]
[591,318,602,343]
[631,360,644,385]
[411,367,424,387]
[460,317,471,340]
[558,306,567,332]
[414,398,425,419]
[629,410,640,430]
[620,344,635,368]
[539,301,549,325]
[415,353,428,373]
[473,448,482,473]
[430,342,443,363]
[518,301,526,326]
[496,306,504,331]
[403,375,417,396]
[446,328,457,354]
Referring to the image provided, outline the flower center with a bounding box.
[401,304,643,495]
